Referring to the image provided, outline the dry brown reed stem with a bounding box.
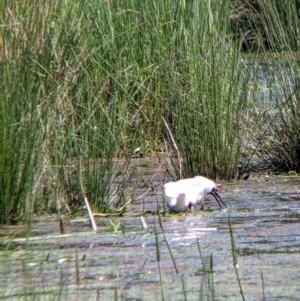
[79,156,97,231]
[154,214,165,301]
[162,116,182,179]
[75,247,80,285]
[156,199,179,274]
[228,210,245,301]
[59,216,64,234]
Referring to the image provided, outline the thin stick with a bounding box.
[59,216,64,234]
[80,156,97,231]
[75,247,80,285]
[228,210,245,301]
[83,196,97,231]
[154,214,165,301]
[196,239,212,299]
[181,275,187,301]
[162,116,182,179]
[156,188,178,273]
[261,270,266,301]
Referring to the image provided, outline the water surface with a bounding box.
[0,163,299,301]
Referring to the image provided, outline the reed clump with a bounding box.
[237,1,300,173]
[1,0,300,223]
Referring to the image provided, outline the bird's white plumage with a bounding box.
[163,176,224,213]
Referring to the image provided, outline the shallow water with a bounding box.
[0,163,300,300]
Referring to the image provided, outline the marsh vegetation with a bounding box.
[1,0,300,223]
[1,1,300,299]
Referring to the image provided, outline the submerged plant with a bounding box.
[108,220,125,234]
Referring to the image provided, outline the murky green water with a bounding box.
[0,163,300,300]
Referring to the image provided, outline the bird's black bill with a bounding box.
[210,190,227,208]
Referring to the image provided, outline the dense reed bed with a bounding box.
[1,0,300,223]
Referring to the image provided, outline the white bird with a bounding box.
[163,176,226,213]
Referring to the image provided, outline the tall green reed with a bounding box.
[259,1,300,172]
[230,0,300,52]
[160,0,249,180]
[246,57,300,172]
[6,0,295,223]
[238,1,300,172]
[1,0,128,223]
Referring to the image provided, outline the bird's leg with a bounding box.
[199,195,204,210]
